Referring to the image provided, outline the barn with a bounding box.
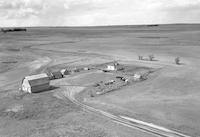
[21,73,50,93]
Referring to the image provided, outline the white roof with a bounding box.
[25,73,49,81]
[134,74,141,78]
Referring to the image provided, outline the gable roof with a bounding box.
[51,71,62,75]
[24,73,50,87]
[25,73,49,81]
[51,71,63,79]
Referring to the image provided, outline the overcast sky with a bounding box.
[0,0,200,27]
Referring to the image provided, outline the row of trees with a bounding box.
[138,55,155,61]
[138,55,180,65]
[1,28,27,33]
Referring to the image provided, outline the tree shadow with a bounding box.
[176,63,185,65]
[141,58,159,62]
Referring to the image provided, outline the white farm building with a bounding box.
[133,74,142,81]
[21,73,50,93]
[107,65,117,71]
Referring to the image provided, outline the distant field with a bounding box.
[0,24,200,136]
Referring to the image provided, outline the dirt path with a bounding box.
[55,83,192,137]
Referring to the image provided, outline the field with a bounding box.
[0,24,200,136]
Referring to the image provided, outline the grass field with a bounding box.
[0,24,200,136]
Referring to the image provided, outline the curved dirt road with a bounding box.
[59,86,192,137]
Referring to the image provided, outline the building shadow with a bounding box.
[151,59,159,62]
[34,86,60,93]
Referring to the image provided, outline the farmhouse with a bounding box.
[21,73,50,93]
[107,65,117,71]
[104,62,122,71]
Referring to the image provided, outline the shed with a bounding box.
[133,74,142,81]
[21,73,50,93]
[60,69,66,75]
[51,71,63,79]
[64,69,71,75]
[84,67,90,71]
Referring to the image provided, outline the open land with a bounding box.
[0,24,200,136]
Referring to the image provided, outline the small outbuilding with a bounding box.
[60,69,66,75]
[84,67,90,71]
[51,71,64,79]
[64,70,71,75]
[21,73,50,93]
[133,74,142,81]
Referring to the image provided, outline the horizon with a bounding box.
[1,0,200,27]
[1,23,200,28]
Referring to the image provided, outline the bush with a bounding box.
[175,57,180,65]
[149,54,155,61]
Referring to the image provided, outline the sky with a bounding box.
[0,0,200,27]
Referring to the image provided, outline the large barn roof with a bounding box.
[25,73,49,81]
[24,73,50,87]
